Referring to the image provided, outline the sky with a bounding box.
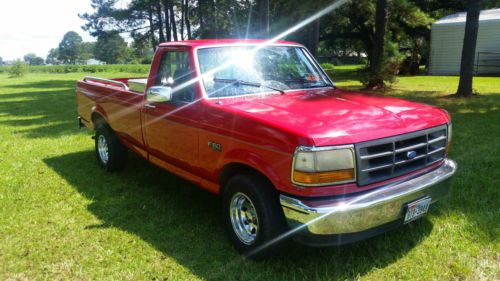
[0,0,130,61]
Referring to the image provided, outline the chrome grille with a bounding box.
[355,125,448,186]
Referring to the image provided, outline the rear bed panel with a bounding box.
[76,79,146,149]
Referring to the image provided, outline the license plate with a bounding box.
[404,197,432,224]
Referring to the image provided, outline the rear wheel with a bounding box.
[95,125,127,171]
[222,174,288,258]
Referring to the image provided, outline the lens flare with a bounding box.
[140,0,349,130]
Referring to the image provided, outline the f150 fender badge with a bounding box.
[208,141,222,152]
[407,150,417,159]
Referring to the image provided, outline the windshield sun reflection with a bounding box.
[198,45,332,98]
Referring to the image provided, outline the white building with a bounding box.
[85,59,105,65]
[429,8,500,75]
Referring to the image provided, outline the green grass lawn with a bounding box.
[0,69,498,280]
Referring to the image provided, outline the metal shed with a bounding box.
[429,8,500,75]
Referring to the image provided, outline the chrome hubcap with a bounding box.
[230,192,259,245]
[97,135,109,164]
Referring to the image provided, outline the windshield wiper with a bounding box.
[213,78,285,95]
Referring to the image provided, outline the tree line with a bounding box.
[44,30,152,65]
[5,0,498,96]
[79,1,498,89]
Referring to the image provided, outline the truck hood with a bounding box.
[221,88,450,146]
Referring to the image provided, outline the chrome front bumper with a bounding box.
[280,159,457,238]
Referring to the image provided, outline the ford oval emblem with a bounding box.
[407,151,417,159]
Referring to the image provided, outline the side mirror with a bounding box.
[146,86,173,103]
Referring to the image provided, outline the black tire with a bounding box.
[95,125,127,172]
[222,173,289,259]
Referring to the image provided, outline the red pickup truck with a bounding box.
[77,39,456,256]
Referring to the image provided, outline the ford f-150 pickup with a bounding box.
[76,39,456,257]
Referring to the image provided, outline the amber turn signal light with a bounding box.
[293,169,355,185]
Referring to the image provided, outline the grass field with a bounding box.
[0,68,499,280]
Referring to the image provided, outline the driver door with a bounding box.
[142,48,200,170]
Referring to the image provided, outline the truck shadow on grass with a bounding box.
[44,151,434,281]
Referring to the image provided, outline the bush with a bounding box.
[362,41,404,88]
[8,60,28,77]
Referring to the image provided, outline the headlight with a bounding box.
[292,145,356,186]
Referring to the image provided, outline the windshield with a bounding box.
[197,46,333,98]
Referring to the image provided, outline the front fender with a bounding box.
[218,148,290,190]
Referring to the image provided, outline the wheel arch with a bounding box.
[91,110,108,129]
[219,162,277,194]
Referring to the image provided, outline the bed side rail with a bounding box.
[83,76,129,91]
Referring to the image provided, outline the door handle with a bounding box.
[144,103,156,109]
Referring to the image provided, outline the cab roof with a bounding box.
[158,39,303,48]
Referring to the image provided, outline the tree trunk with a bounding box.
[185,0,192,39]
[180,1,185,40]
[162,0,171,41]
[198,0,205,36]
[368,0,388,88]
[308,19,320,56]
[211,0,216,34]
[363,37,374,69]
[155,2,165,42]
[456,0,482,97]
[147,4,157,50]
[169,1,178,41]
[258,0,270,37]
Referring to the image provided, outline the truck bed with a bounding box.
[76,76,147,147]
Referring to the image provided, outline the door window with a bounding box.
[154,51,196,103]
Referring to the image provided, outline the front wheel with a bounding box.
[95,125,127,172]
[222,174,288,258]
